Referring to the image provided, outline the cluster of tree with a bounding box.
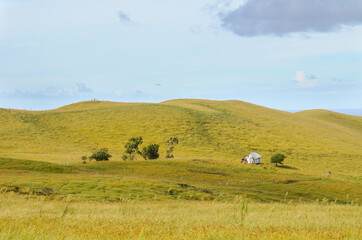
[122,136,178,160]
[82,136,179,163]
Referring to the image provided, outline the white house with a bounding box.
[242,152,261,164]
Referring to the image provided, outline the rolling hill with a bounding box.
[0,99,361,203]
[295,109,362,136]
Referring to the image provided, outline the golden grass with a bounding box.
[0,193,361,240]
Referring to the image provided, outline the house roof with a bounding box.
[249,152,261,159]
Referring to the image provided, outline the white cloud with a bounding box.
[295,71,318,88]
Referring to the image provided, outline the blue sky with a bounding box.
[0,0,361,113]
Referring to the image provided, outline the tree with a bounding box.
[141,144,159,160]
[165,136,179,158]
[89,148,112,161]
[270,153,285,166]
[123,137,143,160]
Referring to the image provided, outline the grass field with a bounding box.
[0,99,361,239]
[0,157,360,204]
[1,193,361,240]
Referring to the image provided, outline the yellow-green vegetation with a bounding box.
[0,156,360,203]
[0,99,361,238]
[296,109,362,136]
[0,99,361,202]
[1,100,361,167]
[0,193,361,239]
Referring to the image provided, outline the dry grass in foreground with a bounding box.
[0,193,361,240]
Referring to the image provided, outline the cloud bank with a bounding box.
[221,0,362,36]
[295,71,318,88]
[76,83,93,93]
[1,83,93,100]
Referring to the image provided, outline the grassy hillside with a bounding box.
[0,99,361,204]
[0,99,361,173]
[296,109,362,136]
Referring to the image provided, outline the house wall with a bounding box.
[246,155,254,164]
[246,155,261,164]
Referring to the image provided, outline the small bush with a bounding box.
[141,144,159,160]
[122,154,128,161]
[271,153,285,166]
[89,148,112,161]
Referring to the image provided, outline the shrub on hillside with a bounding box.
[165,136,179,158]
[89,148,112,161]
[141,144,160,160]
[270,153,285,166]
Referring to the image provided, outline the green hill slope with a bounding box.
[0,99,361,203]
[296,109,362,136]
[0,99,361,174]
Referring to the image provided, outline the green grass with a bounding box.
[0,157,360,203]
[0,157,75,174]
[0,194,361,239]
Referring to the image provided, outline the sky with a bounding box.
[0,0,362,113]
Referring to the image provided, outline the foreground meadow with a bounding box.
[0,193,360,240]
